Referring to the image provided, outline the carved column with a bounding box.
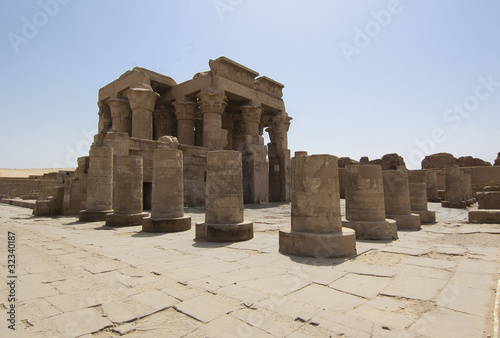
[222,111,235,150]
[106,97,131,135]
[240,105,268,203]
[197,89,227,150]
[173,101,197,146]
[267,113,292,202]
[153,109,175,140]
[98,101,112,134]
[125,84,160,140]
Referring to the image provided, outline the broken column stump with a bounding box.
[408,170,436,223]
[142,149,191,232]
[105,156,147,226]
[196,151,253,242]
[342,165,398,240]
[279,153,356,258]
[79,146,113,221]
[383,170,421,230]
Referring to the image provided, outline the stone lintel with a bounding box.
[255,76,284,99]
[209,56,259,88]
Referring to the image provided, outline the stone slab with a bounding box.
[195,222,253,242]
[329,273,392,299]
[342,219,398,240]
[50,308,113,337]
[278,227,356,258]
[142,216,191,232]
[468,210,500,223]
[79,210,112,222]
[381,274,448,301]
[174,294,242,323]
[131,290,178,312]
[409,308,485,337]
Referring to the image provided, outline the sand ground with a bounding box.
[0,168,75,178]
[0,201,499,337]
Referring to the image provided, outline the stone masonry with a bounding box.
[279,152,356,258]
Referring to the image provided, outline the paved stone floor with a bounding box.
[0,201,499,337]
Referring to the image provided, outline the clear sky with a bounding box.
[1,0,499,169]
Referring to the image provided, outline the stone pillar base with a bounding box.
[195,222,253,242]
[428,197,441,203]
[342,219,398,240]
[278,228,356,258]
[441,201,467,209]
[466,199,475,206]
[412,210,436,224]
[79,210,113,222]
[142,216,191,233]
[386,213,421,231]
[468,210,500,224]
[105,212,148,227]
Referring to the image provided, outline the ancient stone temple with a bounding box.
[93,56,291,209]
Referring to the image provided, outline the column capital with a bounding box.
[197,88,227,115]
[172,101,197,121]
[105,97,130,118]
[269,113,292,133]
[125,83,160,111]
[240,105,262,125]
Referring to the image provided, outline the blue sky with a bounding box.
[1,0,499,169]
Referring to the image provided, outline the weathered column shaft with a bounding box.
[151,149,184,219]
[426,171,440,202]
[113,156,143,215]
[106,97,131,135]
[291,154,342,233]
[445,166,462,202]
[345,165,386,222]
[383,170,412,215]
[205,151,244,224]
[198,89,227,150]
[173,101,197,146]
[86,146,113,212]
[126,84,160,140]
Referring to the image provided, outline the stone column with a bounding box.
[441,165,466,208]
[105,156,147,226]
[382,170,421,230]
[173,101,197,146]
[197,89,227,150]
[153,109,175,140]
[222,111,235,150]
[408,170,436,223]
[464,173,474,204]
[79,146,113,221]
[196,151,253,242]
[97,101,112,134]
[267,113,292,202]
[426,171,440,202]
[279,153,356,258]
[240,105,268,204]
[338,167,346,199]
[142,149,191,232]
[125,83,160,140]
[106,97,131,135]
[342,165,398,240]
